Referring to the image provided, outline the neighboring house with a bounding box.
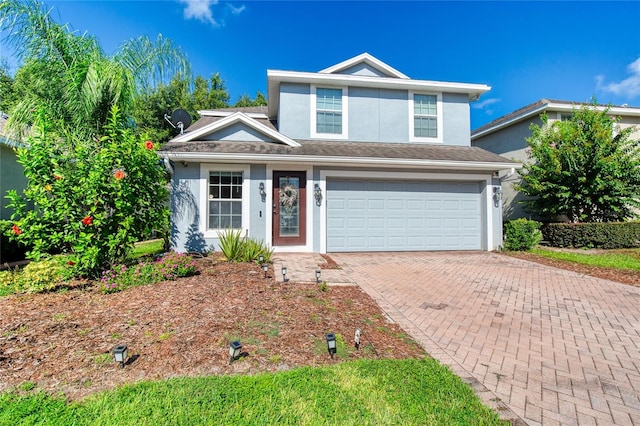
[159,53,518,254]
[0,113,27,221]
[471,99,640,221]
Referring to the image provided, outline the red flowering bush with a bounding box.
[6,107,169,277]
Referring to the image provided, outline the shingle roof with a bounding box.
[472,98,640,137]
[160,139,518,165]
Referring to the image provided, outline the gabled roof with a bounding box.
[471,99,640,139]
[171,111,299,147]
[319,52,409,79]
[267,53,491,119]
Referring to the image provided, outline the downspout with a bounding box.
[499,167,516,182]
[163,157,174,176]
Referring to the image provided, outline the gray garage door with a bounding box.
[326,179,483,252]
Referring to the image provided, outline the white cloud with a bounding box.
[228,4,246,15]
[472,97,501,114]
[178,0,219,26]
[177,0,245,26]
[596,57,640,98]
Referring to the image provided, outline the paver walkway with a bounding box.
[274,251,640,425]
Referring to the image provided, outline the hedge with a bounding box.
[541,222,640,249]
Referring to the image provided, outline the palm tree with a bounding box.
[0,0,190,139]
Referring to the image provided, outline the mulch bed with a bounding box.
[0,257,426,401]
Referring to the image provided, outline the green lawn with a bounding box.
[0,359,507,425]
[531,247,640,271]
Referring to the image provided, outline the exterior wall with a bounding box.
[442,93,471,146]
[337,63,389,78]
[171,161,502,253]
[204,123,276,142]
[277,83,471,147]
[0,144,27,221]
[277,83,311,139]
[472,117,543,220]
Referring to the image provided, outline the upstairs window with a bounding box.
[413,94,438,138]
[311,87,348,139]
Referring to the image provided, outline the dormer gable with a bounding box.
[319,53,409,79]
[171,111,300,147]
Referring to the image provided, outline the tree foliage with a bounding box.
[517,101,640,222]
[0,59,16,113]
[0,0,189,139]
[6,107,169,276]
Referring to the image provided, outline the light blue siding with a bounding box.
[170,164,206,253]
[277,83,471,146]
[203,122,275,142]
[336,63,390,78]
[326,179,482,251]
[277,83,311,139]
[0,144,27,220]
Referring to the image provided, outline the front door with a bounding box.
[273,171,306,246]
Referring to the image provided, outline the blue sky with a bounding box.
[2,1,639,129]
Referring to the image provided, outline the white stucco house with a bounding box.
[159,53,518,253]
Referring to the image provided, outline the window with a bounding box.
[413,94,438,138]
[311,87,348,138]
[316,88,342,134]
[208,171,243,229]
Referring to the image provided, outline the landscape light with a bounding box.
[258,254,264,264]
[355,328,361,350]
[229,341,243,364]
[325,333,337,359]
[315,269,321,284]
[282,266,287,282]
[262,263,269,278]
[113,344,128,369]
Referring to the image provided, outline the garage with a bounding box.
[326,179,483,252]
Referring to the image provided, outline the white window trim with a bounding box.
[409,91,443,143]
[199,164,251,239]
[310,85,349,139]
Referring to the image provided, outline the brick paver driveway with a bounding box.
[330,252,640,425]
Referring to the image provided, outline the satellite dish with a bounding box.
[163,109,191,134]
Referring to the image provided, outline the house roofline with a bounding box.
[160,151,520,172]
[319,52,410,79]
[471,99,640,140]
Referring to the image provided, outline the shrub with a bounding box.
[218,230,273,263]
[2,257,69,293]
[0,220,28,263]
[503,219,542,251]
[101,251,197,294]
[542,222,640,249]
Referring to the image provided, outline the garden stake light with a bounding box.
[258,254,264,264]
[281,266,287,282]
[355,328,361,350]
[315,269,321,284]
[113,344,128,368]
[325,333,337,359]
[229,341,243,364]
[262,263,269,278]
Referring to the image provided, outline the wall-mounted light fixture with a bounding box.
[259,182,267,202]
[493,187,503,207]
[314,183,323,206]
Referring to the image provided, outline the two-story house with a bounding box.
[471,99,640,220]
[159,53,518,253]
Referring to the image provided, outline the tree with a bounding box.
[517,100,640,222]
[0,0,189,139]
[6,107,169,276]
[0,59,16,113]
[233,91,267,108]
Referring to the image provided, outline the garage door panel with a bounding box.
[327,179,482,252]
